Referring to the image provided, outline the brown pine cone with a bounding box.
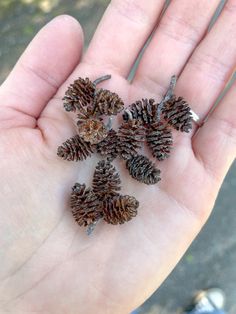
[103,195,139,225]
[70,183,103,227]
[126,154,161,185]
[146,122,173,161]
[96,129,119,160]
[76,105,95,121]
[78,119,108,144]
[63,77,95,112]
[92,160,121,200]
[57,135,94,161]
[123,98,158,125]
[117,120,145,160]
[162,95,193,132]
[93,89,124,116]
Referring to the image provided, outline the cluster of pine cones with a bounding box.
[57,75,193,233]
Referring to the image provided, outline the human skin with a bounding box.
[0,1,236,313]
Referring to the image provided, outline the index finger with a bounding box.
[81,0,166,77]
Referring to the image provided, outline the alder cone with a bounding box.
[146,123,173,161]
[96,129,119,160]
[70,183,103,227]
[76,105,95,121]
[126,154,161,185]
[94,89,124,116]
[103,195,139,225]
[117,120,145,160]
[78,119,108,144]
[63,77,95,113]
[162,95,193,132]
[57,135,94,161]
[123,98,158,125]
[92,160,121,200]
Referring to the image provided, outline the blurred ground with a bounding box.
[0,0,109,83]
[0,1,235,313]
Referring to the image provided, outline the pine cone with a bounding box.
[70,183,103,227]
[76,105,95,121]
[92,160,121,200]
[78,119,108,144]
[94,89,124,116]
[103,195,139,225]
[57,135,94,161]
[146,123,173,161]
[123,99,158,125]
[126,155,161,185]
[63,77,95,112]
[96,129,119,160]
[162,95,193,132]
[117,120,145,160]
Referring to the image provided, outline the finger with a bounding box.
[81,0,166,77]
[38,0,166,142]
[175,0,236,120]
[132,0,220,96]
[0,15,83,127]
[193,78,236,184]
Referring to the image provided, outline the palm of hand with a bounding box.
[0,2,236,313]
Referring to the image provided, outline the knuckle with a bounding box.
[189,52,232,83]
[111,0,150,25]
[158,13,201,45]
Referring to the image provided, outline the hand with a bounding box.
[0,1,235,313]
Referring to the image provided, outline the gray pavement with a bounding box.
[0,1,235,313]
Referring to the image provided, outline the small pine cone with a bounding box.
[123,99,158,125]
[94,89,124,116]
[63,77,95,112]
[57,135,94,161]
[117,120,145,160]
[76,105,95,121]
[103,195,139,225]
[162,95,193,132]
[126,154,161,185]
[96,129,119,160]
[146,123,173,161]
[92,160,121,200]
[78,119,108,144]
[70,183,103,227]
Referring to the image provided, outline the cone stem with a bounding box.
[106,117,113,130]
[93,75,111,86]
[157,75,177,121]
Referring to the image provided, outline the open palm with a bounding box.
[0,1,236,313]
